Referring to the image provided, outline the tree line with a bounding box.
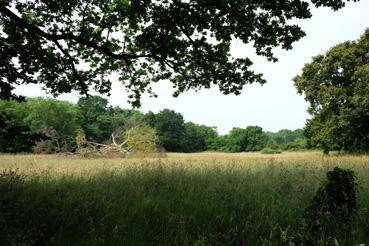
[0,96,306,154]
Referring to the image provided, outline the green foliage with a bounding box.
[0,100,40,152]
[244,126,267,152]
[288,167,359,244]
[309,167,357,228]
[144,109,186,152]
[224,128,248,152]
[265,129,306,151]
[294,29,369,153]
[75,128,94,156]
[286,138,307,151]
[25,98,82,152]
[124,125,159,154]
[77,96,110,142]
[75,128,87,148]
[261,148,282,154]
[0,0,358,106]
[77,96,137,143]
[182,122,219,153]
[222,126,267,152]
[0,97,308,154]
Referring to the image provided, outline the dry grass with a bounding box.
[1,151,369,177]
[1,152,369,244]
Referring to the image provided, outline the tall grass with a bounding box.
[1,152,369,245]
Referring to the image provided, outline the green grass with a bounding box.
[1,153,369,245]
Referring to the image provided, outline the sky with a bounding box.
[14,1,369,134]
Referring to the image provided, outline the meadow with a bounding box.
[1,152,369,245]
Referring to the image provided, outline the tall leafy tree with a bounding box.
[183,122,218,152]
[0,99,40,152]
[77,96,112,142]
[222,126,267,152]
[244,126,267,152]
[226,127,248,152]
[266,129,305,144]
[294,29,369,153]
[145,109,186,152]
[0,0,359,106]
[25,98,82,151]
[265,128,306,150]
[77,96,140,142]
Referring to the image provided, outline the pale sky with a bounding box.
[14,1,369,134]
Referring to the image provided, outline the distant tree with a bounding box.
[0,0,358,105]
[143,111,157,129]
[210,135,229,152]
[284,129,306,150]
[294,29,369,153]
[182,122,205,152]
[244,126,267,152]
[0,99,40,152]
[198,125,219,151]
[145,109,185,152]
[285,138,307,151]
[25,98,82,152]
[77,96,112,142]
[32,126,61,154]
[77,96,138,142]
[265,139,280,150]
[222,126,267,152]
[265,128,306,150]
[275,129,294,144]
[182,122,218,152]
[225,127,248,152]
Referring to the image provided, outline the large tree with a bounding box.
[182,122,218,152]
[225,127,248,152]
[0,99,40,152]
[294,29,369,153]
[77,96,143,142]
[144,109,186,152]
[25,98,82,152]
[244,125,267,152]
[0,0,358,106]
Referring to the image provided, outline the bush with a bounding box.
[261,148,282,154]
[33,139,57,154]
[287,167,359,244]
[308,167,357,229]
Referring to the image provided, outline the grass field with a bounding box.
[1,152,369,245]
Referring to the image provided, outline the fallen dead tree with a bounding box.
[75,125,164,158]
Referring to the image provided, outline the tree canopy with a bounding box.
[0,0,359,106]
[144,109,186,152]
[77,96,137,142]
[294,29,369,153]
[224,126,267,152]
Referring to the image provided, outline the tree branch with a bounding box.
[53,41,90,97]
[0,5,151,61]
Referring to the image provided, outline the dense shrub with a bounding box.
[309,167,357,230]
[261,148,282,154]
